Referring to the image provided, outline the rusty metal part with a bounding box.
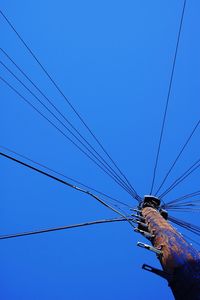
[141,206,200,300]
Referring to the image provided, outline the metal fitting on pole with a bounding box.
[131,213,145,222]
[142,264,172,281]
[134,228,154,240]
[137,242,162,256]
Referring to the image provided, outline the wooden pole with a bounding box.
[142,207,200,300]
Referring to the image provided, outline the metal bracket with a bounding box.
[136,221,148,230]
[134,228,154,240]
[131,208,142,214]
[137,242,163,256]
[131,213,145,222]
[142,264,172,281]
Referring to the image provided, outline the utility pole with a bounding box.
[136,196,200,300]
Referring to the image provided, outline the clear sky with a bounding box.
[1,1,200,299]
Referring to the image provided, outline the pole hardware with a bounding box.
[134,228,154,240]
[142,264,172,281]
[136,195,169,221]
[131,208,142,214]
[141,195,161,209]
[159,209,168,220]
[136,221,149,231]
[137,242,163,256]
[131,213,145,222]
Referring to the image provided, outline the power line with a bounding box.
[182,234,200,248]
[160,157,200,198]
[150,0,187,195]
[166,202,200,208]
[0,48,138,197]
[0,61,137,198]
[0,145,131,208]
[0,150,136,228]
[160,160,200,198]
[164,200,200,211]
[163,190,200,207]
[0,217,134,240]
[155,119,200,195]
[0,75,136,198]
[169,215,200,238]
[167,208,200,213]
[0,10,137,200]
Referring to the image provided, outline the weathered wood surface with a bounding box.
[142,207,200,300]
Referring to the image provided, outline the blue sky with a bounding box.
[1,1,200,299]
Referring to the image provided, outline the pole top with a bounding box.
[141,195,161,209]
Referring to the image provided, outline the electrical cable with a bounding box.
[160,161,200,198]
[0,10,137,199]
[150,0,187,195]
[0,145,131,208]
[0,75,137,198]
[0,61,137,198]
[164,190,200,207]
[182,234,200,247]
[169,215,200,237]
[0,150,136,228]
[0,48,138,196]
[0,217,135,240]
[155,119,200,195]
